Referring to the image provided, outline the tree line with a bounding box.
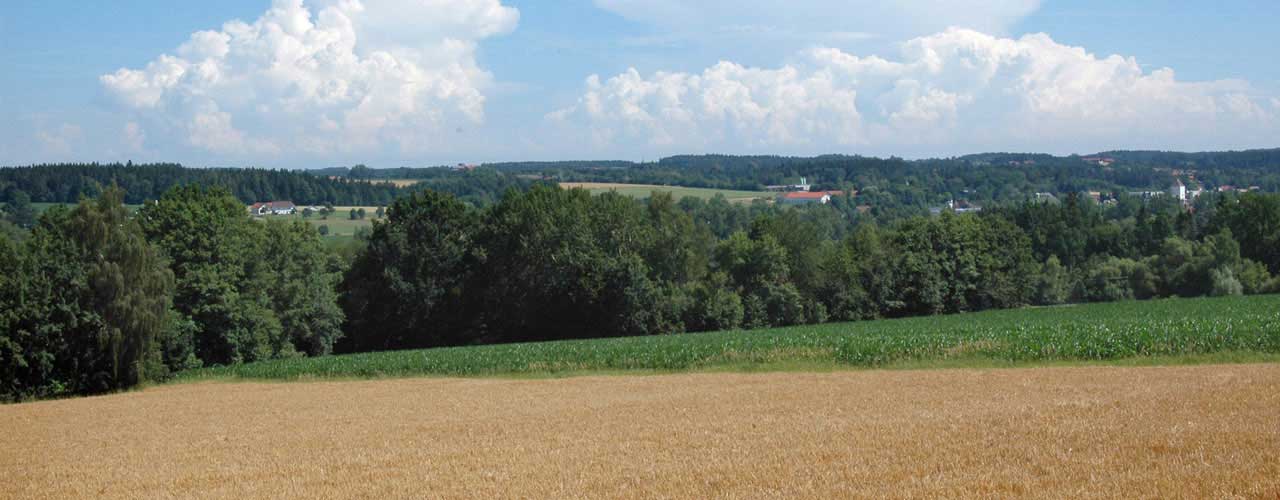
[337,185,1280,353]
[0,163,404,206]
[1,186,342,401]
[3,181,1280,401]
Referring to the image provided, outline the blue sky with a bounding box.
[2,0,1278,168]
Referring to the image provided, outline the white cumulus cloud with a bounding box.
[549,28,1279,155]
[100,0,517,158]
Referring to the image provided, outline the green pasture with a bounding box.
[178,294,1280,382]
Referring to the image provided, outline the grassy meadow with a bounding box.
[255,206,385,241]
[178,294,1280,382]
[560,182,774,203]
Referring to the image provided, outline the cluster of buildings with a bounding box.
[1128,178,1202,204]
[248,201,297,216]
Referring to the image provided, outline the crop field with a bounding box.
[3,364,1278,498]
[560,182,774,203]
[181,295,1280,382]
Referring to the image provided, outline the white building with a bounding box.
[1170,179,1187,202]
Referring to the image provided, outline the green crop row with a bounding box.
[176,295,1280,381]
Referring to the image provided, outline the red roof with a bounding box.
[780,192,830,200]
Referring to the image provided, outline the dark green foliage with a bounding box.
[1209,193,1280,273]
[1,187,174,401]
[138,185,343,365]
[891,213,1036,315]
[0,163,401,206]
[474,186,669,342]
[2,191,36,228]
[333,184,1280,354]
[261,220,345,356]
[338,190,479,351]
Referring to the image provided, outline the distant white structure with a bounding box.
[1170,178,1187,202]
[931,199,983,215]
[1034,192,1059,204]
[765,176,812,192]
[248,201,297,216]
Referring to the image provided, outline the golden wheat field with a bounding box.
[3,364,1279,499]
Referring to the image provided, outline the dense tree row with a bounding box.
[0,163,403,206]
[1,186,343,401]
[337,186,1280,353]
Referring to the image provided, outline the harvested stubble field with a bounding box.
[2,364,1279,498]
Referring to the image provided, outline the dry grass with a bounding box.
[3,364,1279,499]
[381,179,423,188]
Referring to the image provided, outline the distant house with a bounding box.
[1034,192,1059,204]
[777,190,843,205]
[1081,156,1116,166]
[248,201,297,216]
[932,199,982,215]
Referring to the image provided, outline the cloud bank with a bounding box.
[100,0,518,159]
[549,28,1279,156]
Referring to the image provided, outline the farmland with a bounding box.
[4,364,1278,498]
[180,294,1280,382]
[560,182,774,202]
[255,206,385,240]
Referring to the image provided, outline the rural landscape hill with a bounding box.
[7,0,1280,496]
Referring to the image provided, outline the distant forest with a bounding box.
[4,149,1279,211]
[0,163,402,206]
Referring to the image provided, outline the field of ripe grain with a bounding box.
[560,182,773,202]
[2,364,1277,498]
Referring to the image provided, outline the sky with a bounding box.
[1,0,1278,168]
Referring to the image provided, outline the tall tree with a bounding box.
[138,185,283,365]
[1,187,174,400]
[339,190,479,351]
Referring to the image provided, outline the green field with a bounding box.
[178,294,1280,382]
[560,182,774,203]
[256,207,384,240]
